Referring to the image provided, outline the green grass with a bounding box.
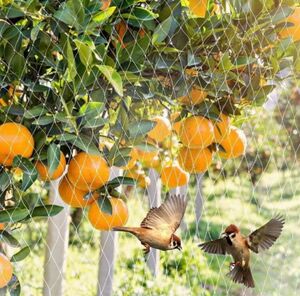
[13,168,300,296]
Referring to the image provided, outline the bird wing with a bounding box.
[140,195,187,236]
[247,216,285,253]
[198,238,229,255]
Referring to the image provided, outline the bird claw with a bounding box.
[229,261,241,271]
[142,243,150,255]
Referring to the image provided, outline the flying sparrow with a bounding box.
[198,216,285,288]
[113,194,187,253]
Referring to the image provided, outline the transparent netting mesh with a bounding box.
[0,0,299,295]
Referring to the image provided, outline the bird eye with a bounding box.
[231,233,236,238]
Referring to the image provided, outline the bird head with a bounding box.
[222,224,240,240]
[169,234,182,251]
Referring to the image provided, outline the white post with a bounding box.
[43,179,70,296]
[195,173,204,236]
[170,185,188,232]
[146,168,161,276]
[97,167,121,296]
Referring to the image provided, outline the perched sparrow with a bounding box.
[113,194,187,253]
[198,216,285,288]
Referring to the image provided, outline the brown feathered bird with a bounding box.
[198,216,285,288]
[113,194,187,253]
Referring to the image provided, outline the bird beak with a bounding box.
[177,246,182,251]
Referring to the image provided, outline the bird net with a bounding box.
[0,0,299,295]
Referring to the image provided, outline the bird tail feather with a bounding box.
[227,264,255,288]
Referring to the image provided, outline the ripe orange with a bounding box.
[279,7,300,42]
[131,147,159,163]
[0,223,5,230]
[178,147,212,173]
[147,116,172,143]
[160,164,189,188]
[213,113,231,143]
[88,198,128,230]
[170,112,182,135]
[58,176,97,208]
[179,116,214,148]
[36,152,66,181]
[141,156,160,169]
[100,0,111,10]
[0,123,34,164]
[178,88,207,105]
[67,152,110,191]
[0,154,14,167]
[219,127,247,159]
[189,0,208,18]
[0,253,13,288]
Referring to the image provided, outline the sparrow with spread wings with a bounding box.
[198,216,285,288]
[113,194,187,253]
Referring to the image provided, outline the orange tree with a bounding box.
[0,0,299,292]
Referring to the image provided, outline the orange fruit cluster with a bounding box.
[121,112,247,190]
[175,112,247,175]
[57,151,128,231]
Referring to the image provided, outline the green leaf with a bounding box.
[271,6,293,25]
[97,197,112,215]
[122,7,158,21]
[0,231,20,247]
[72,135,101,155]
[31,22,45,42]
[79,102,107,128]
[92,6,116,24]
[11,246,30,262]
[30,205,64,218]
[0,208,30,223]
[128,120,156,138]
[54,8,76,26]
[3,105,25,116]
[47,144,61,176]
[0,171,11,192]
[134,142,158,152]
[13,156,38,191]
[10,54,26,79]
[57,133,78,142]
[3,6,24,19]
[66,38,77,81]
[7,274,21,296]
[24,105,48,119]
[74,39,94,69]
[109,147,132,167]
[107,177,136,188]
[152,15,173,44]
[219,52,233,71]
[96,65,123,96]
[32,115,54,125]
